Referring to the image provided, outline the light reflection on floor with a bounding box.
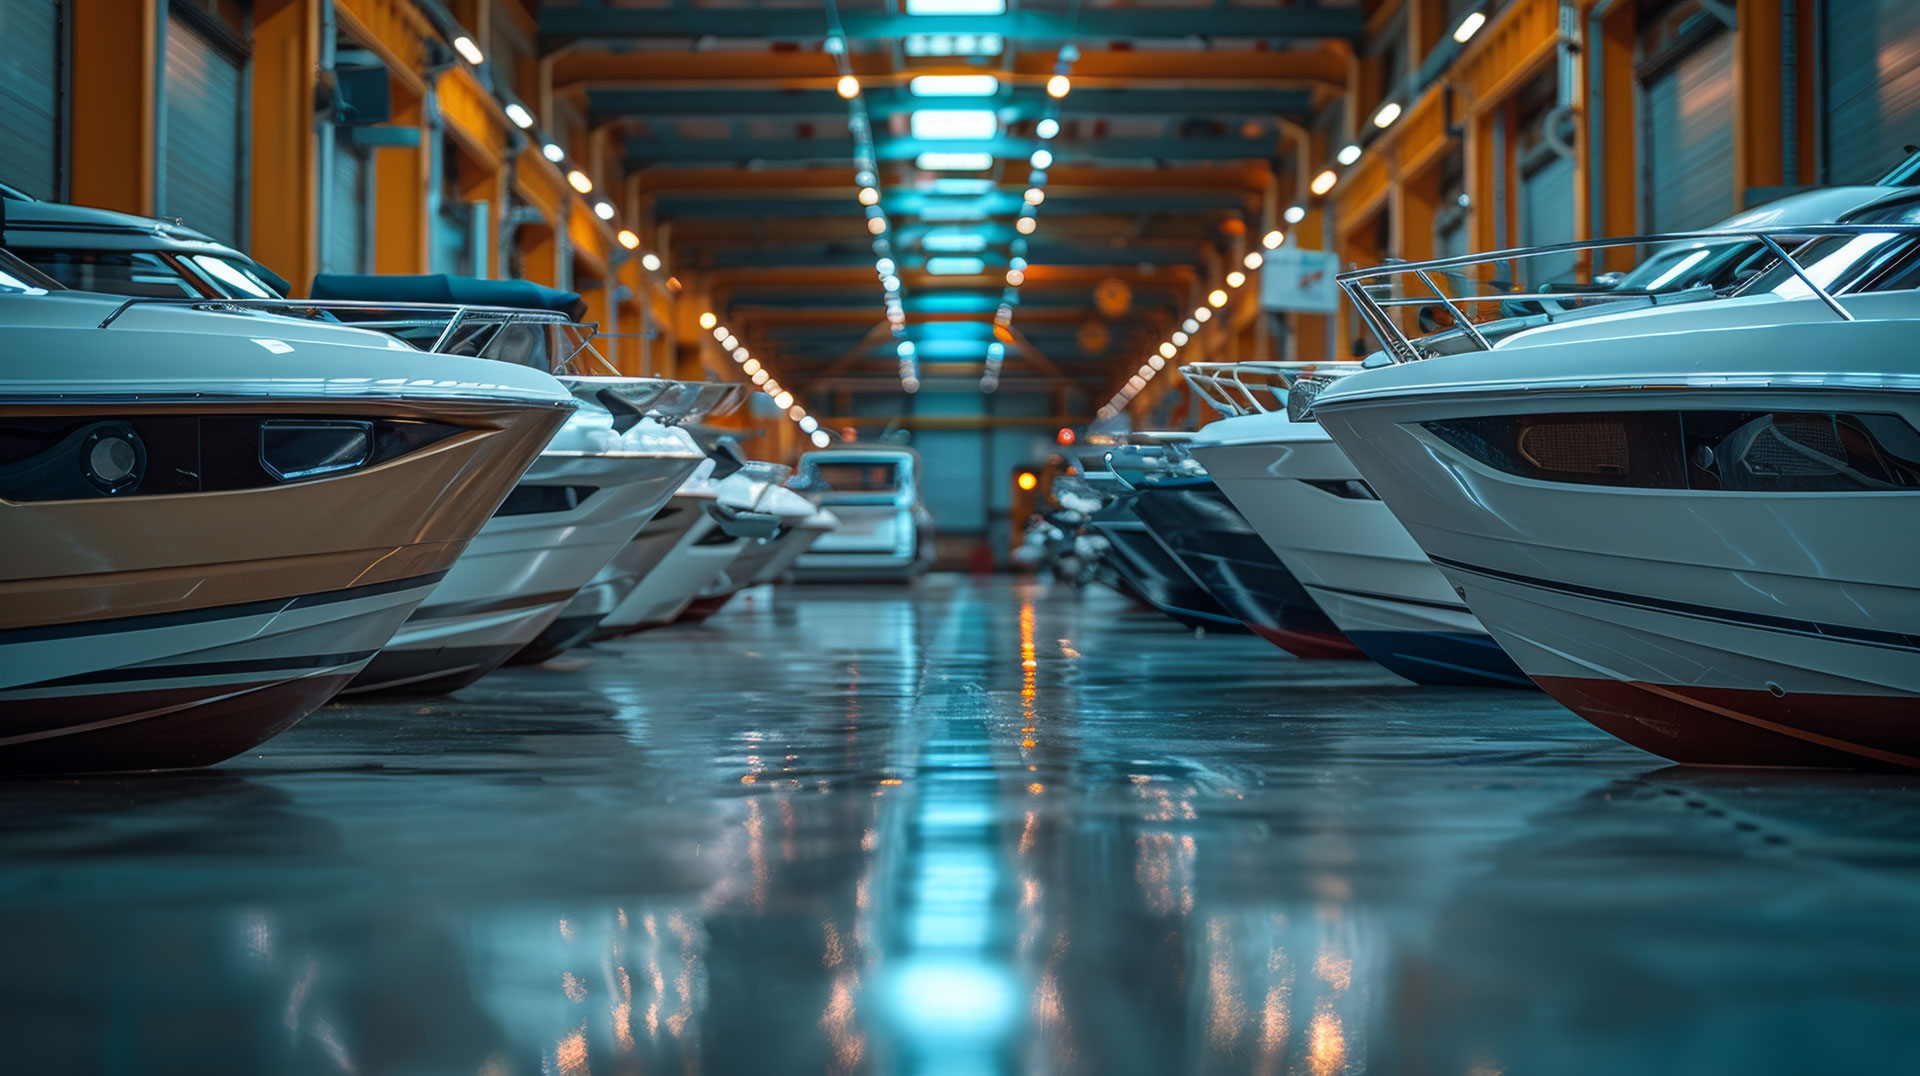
[1,575,1919,1073]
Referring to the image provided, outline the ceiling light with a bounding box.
[1284,205,1306,224]
[857,187,881,206]
[732,347,749,362]
[567,170,593,193]
[836,75,861,99]
[1021,187,1043,206]
[1172,331,1188,346]
[1227,271,1246,288]
[542,143,565,162]
[505,103,534,129]
[452,36,483,65]
[617,229,640,249]
[1336,144,1362,166]
[881,274,902,291]
[905,0,1005,12]
[594,200,614,220]
[641,252,662,272]
[1244,251,1264,270]
[751,369,770,385]
[1158,342,1176,359]
[897,341,917,358]
[773,390,795,409]
[1005,268,1025,286]
[910,74,1001,97]
[1008,256,1027,271]
[811,429,832,448]
[1454,11,1487,42]
[799,415,819,434]
[742,358,761,375]
[719,333,735,349]
[1182,318,1198,334]
[905,32,1005,57]
[877,257,897,275]
[868,217,888,235]
[927,256,986,275]
[1208,289,1228,307]
[902,377,921,394]
[987,342,1005,359]
[1194,306,1212,322]
[916,151,995,171]
[1311,169,1338,195]
[699,312,718,330]
[1373,102,1403,129]
[1030,148,1054,169]
[924,231,986,252]
[1035,117,1059,139]
[928,178,993,194]
[1016,216,1037,234]
[1138,364,1153,379]
[763,379,781,396]
[1046,75,1071,98]
[1127,375,1145,392]
[919,201,988,221]
[910,109,998,140]
[789,405,807,421]
[1263,230,1285,250]
[1148,354,1166,370]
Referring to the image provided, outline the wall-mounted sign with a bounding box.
[1259,248,1342,314]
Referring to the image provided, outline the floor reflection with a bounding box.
[3,577,1920,1073]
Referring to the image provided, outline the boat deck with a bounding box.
[2,575,1916,1073]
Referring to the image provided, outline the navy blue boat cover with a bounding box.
[310,273,587,318]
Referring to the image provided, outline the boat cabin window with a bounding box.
[812,461,903,492]
[187,254,278,298]
[15,250,205,298]
[1423,410,1920,493]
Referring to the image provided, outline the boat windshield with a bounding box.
[186,254,278,298]
[13,249,204,297]
[0,249,59,294]
[811,460,903,492]
[1749,197,1920,298]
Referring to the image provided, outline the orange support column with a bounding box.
[250,0,320,289]
[69,0,158,215]
[374,89,431,274]
[1733,0,1787,197]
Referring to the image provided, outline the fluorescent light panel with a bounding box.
[923,230,988,252]
[909,109,999,140]
[909,75,1001,97]
[919,202,989,221]
[926,256,987,275]
[904,33,1004,56]
[916,151,995,171]
[904,0,1004,13]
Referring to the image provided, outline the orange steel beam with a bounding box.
[248,0,317,287]
[1452,0,1560,115]
[69,0,158,216]
[1733,0,1787,195]
[336,0,431,97]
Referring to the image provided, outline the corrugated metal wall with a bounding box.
[0,0,60,199]
[1823,0,1920,183]
[1640,30,1736,230]
[1519,153,1576,285]
[161,12,243,245]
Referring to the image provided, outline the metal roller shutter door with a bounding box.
[1823,0,1920,183]
[1640,30,1735,232]
[323,130,368,275]
[1519,153,1577,287]
[0,1,60,199]
[161,13,243,246]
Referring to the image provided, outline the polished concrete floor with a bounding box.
[3,575,1919,1074]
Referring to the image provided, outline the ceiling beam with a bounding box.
[588,87,1313,122]
[626,133,1287,167]
[553,48,1350,90]
[543,8,1366,47]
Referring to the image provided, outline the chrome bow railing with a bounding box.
[1180,360,1368,417]
[95,297,619,376]
[1335,223,1920,364]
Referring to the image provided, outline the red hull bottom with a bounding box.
[676,594,735,623]
[0,673,355,773]
[1245,622,1371,662]
[1533,676,1920,770]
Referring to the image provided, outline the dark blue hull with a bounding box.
[1343,630,1535,688]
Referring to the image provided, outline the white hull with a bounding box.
[1191,416,1526,686]
[598,506,739,632]
[1313,299,1920,765]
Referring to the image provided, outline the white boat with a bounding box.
[1313,208,1920,768]
[0,260,574,771]
[791,446,935,580]
[1184,363,1529,685]
[593,464,736,634]
[681,464,818,621]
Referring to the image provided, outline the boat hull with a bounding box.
[596,498,739,634]
[1315,378,1920,768]
[347,449,698,694]
[1190,434,1529,686]
[1128,479,1363,659]
[0,395,568,770]
[1090,501,1247,632]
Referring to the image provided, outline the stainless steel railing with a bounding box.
[1335,223,1920,364]
[1179,360,1366,418]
